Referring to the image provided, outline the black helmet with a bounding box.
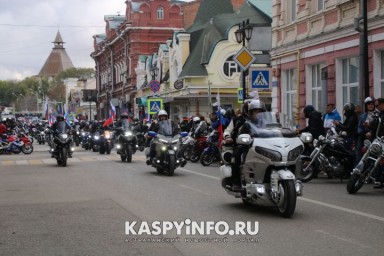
[343,102,355,116]
[303,105,314,118]
[56,114,64,121]
[120,112,129,119]
[225,108,235,118]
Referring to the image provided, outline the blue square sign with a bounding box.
[251,69,271,89]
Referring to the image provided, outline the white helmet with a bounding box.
[248,99,266,112]
[364,96,375,104]
[220,109,226,115]
[192,116,200,122]
[158,110,168,117]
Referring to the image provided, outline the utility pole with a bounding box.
[355,0,369,104]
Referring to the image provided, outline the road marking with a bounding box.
[2,161,14,165]
[29,159,42,165]
[179,184,211,196]
[15,160,28,165]
[178,167,384,223]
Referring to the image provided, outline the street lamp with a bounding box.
[235,19,253,101]
[150,65,159,81]
[30,89,40,113]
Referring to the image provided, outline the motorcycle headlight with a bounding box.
[255,146,282,161]
[82,132,85,136]
[105,134,111,139]
[173,146,178,151]
[76,131,80,135]
[288,145,304,161]
[125,131,133,136]
[116,144,121,149]
[94,136,99,140]
[370,142,382,156]
[60,134,68,140]
[161,146,167,151]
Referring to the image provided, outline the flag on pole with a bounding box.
[102,101,116,127]
[64,104,71,126]
[44,99,49,121]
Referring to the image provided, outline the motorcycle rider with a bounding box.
[297,105,325,140]
[50,114,72,156]
[228,99,266,188]
[145,110,179,165]
[191,116,207,138]
[355,97,377,164]
[334,103,358,150]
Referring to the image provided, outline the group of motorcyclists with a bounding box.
[297,97,384,188]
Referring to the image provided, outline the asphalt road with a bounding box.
[0,143,383,256]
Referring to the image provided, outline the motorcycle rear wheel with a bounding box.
[277,180,297,218]
[189,148,200,162]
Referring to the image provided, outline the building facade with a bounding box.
[270,0,384,125]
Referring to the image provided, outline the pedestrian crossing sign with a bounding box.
[147,98,163,114]
[250,68,271,89]
[237,88,244,103]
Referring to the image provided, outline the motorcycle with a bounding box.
[0,134,33,155]
[36,129,46,145]
[73,125,81,147]
[347,136,384,193]
[178,134,194,160]
[300,127,355,182]
[116,119,144,162]
[220,112,304,218]
[49,130,74,167]
[146,130,188,176]
[200,130,221,166]
[81,131,91,150]
[98,129,114,154]
[188,134,208,163]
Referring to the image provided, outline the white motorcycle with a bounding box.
[220,112,304,218]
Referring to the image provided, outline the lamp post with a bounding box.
[30,89,39,113]
[235,19,253,101]
[150,65,159,81]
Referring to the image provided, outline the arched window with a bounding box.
[157,7,164,20]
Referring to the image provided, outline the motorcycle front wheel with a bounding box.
[167,154,176,176]
[277,180,297,218]
[299,156,316,182]
[126,145,133,163]
[200,150,214,166]
[21,144,33,154]
[189,147,200,162]
[347,173,368,194]
[61,147,67,167]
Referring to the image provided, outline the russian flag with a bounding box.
[102,101,116,127]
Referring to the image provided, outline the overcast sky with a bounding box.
[0,0,193,81]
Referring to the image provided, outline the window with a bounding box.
[318,0,324,12]
[283,69,297,121]
[287,0,297,23]
[311,64,322,111]
[157,7,164,20]
[223,56,241,78]
[342,57,359,106]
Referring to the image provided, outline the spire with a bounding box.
[38,31,74,77]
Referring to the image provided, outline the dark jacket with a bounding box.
[300,110,325,139]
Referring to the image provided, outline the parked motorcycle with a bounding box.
[49,130,74,167]
[0,134,33,155]
[300,127,355,182]
[347,136,384,193]
[146,131,188,176]
[220,112,304,218]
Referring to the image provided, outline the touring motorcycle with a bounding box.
[48,124,75,167]
[300,127,355,182]
[146,127,188,176]
[220,112,304,218]
[116,118,143,162]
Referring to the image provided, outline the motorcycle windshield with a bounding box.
[121,119,131,131]
[57,121,67,134]
[158,120,174,137]
[247,112,297,138]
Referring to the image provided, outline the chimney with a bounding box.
[232,0,246,12]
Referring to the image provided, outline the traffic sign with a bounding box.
[233,47,256,71]
[147,98,163,114]
[149,80,161,92]
[250,68,271,89]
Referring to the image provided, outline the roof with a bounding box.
[248,0,272,17]
[104,15,126,30]
[178,0,272,78]
[38,31,75,77]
